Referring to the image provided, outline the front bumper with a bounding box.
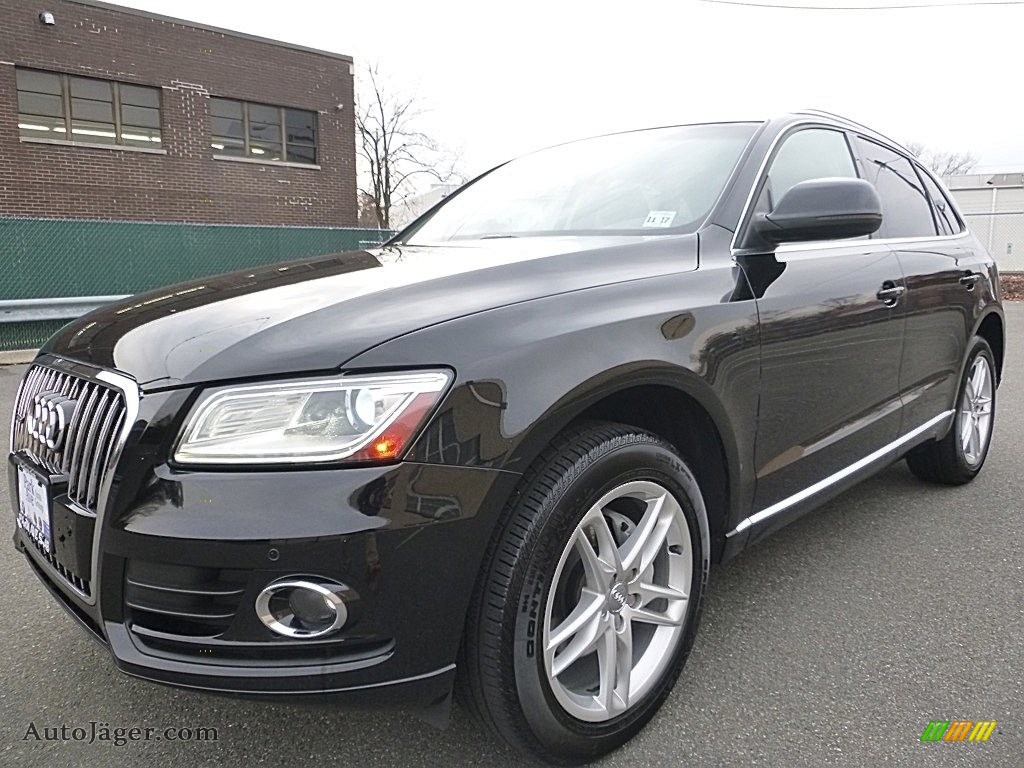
[15,538,457,705]
[9,364,520,705]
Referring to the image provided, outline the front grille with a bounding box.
[11,365,127,513]
[125,560,249,637]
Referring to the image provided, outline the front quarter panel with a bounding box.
[346,254,762,541]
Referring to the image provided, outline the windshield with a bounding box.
[403,123,758,244]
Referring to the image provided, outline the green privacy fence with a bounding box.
[0,217,392,351]
[0,320,67,355]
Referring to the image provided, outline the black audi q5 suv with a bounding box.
[9,112,1003,763]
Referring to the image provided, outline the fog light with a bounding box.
[255,578,349,638]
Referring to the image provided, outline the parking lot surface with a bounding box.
[1,305,1021,767]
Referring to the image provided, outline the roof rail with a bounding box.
[795,109,917,157]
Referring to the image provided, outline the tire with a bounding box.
[906,336,997,485]
[459,421,710,764]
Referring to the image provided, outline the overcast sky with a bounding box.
[123,0,1023,178]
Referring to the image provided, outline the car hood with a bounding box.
[42,235,698,389]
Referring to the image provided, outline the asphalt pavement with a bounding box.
[1,306,1021,767]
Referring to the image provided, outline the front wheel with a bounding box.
[460,422,709,764]
[906,336,996,485]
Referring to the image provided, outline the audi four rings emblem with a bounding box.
[25,390,79,451]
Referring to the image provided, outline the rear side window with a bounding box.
[765,128,858,208]
[917,167,963,236]
[854,138,935,239]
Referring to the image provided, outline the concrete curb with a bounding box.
[0,349,37,366]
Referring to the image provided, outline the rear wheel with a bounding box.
[460,422,709,764]
[906,336,996,485]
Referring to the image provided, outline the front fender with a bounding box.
[345,265,761,538]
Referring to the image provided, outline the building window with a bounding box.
[210,97,317,165]
[16,68,162,147]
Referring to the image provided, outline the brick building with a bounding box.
[0,0,357,226]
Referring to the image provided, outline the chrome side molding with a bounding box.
[727,410,954,537]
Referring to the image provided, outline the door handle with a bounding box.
[876,281,906,306]
[959,272,982,290]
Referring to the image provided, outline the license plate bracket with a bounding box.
[17,463,53,554]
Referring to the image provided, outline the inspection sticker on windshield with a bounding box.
[642,211,676,228]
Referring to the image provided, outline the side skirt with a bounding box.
[727,409,954,539]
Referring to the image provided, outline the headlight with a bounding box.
[173,370,451,465]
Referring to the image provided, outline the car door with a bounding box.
[851,137,975,432]
[735,126,907,535]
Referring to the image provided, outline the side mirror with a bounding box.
[754,177,883,244]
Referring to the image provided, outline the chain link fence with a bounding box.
[0,217,391,351]
[961,211,1024,273]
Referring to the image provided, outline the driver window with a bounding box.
[761,128,858,211]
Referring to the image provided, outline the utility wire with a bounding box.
[697,0,1024,9]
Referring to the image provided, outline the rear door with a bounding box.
[737,127,907,529]
[851,137,974,431]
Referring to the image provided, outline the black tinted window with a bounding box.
[917,167,962,236]
[766,129,857,208]
[854,138,935,238]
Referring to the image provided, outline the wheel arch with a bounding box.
[506,364,745,564]
[974,309,1005,385]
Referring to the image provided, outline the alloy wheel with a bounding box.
[959,355,994,467]
[542,480,692,722]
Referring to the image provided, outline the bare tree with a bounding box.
[356,191,381,228]
[929,151,979,177]
[906,141,978,177]
[355,65,459,230]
